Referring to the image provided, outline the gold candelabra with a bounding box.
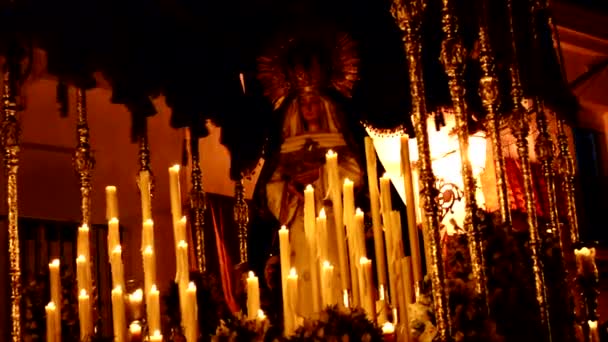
[234,177,249,264]
[188,129,207,273]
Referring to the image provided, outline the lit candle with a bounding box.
[143,246,157,295]
[141,219,155,251]
[78,289,92,340]
[176,216,187,248]
[364,137,388,294]
[76,255,91,296]
[49,259,61,311]
[401,257,414,306]
[400,135,423,285]
[321,261,336,307]
[343,178,360,306]
[108,218,120,258]
[278,226,293,335]
[380,173,393,214]
[168,165,182,223]
[129,289,144,321]
[111,246,126,290]
[111,286,127,342]
[185,282,199,342]
[149,330,163,342]
[176,240,190,286]
[77,224,90,262]
[129,322,143,342]
[286,268,299,336]
[353,209,368,260]
[247,271,261,320]
[326,150,350,297]
[45,302,58,342]
[589,320,600,342]
[316,208,328,263]
[382,322,396,342]
[147,285,161,336]
[105,185,119,221]
[358,257,376,322]
[138,170,152,222]
[304,185,321,313]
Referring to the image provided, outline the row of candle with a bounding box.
[575,247,601,342]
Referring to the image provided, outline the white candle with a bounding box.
[278,226,293,335]
[326,150,350,296]
[45,302,58,342]
[317,208,328,262]
[589,320,600,342]
[304,185,321,313]
[108,218,120,258]
[78,289,92,339]
[138,170,153,222]
[400,135,423,285]
[169,165,183,223]
[129,289,144,321]
[359,257,376,322]
[143,246,157,295]
[105,185,119,220]
[380,173,393,214]
[343,178,360,307]
[111,286,127,342]
[286,268,299,336]
[321,261,336,307]
[129,322,143,342]
[364,137,388,293]
[111,246,126,290]
[176,240,190,286]
[76,255,91,296]
[141,219,155,251]
[49,259,61,311]
[247,271,261,320]
[185,282,199,342]
[147,285,161,336]
[149,330,163,342]
[77,225,90,262]
[401,257,414,307]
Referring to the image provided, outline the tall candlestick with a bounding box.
[380,173,393,214]
[304,185,321,313]
[76,255,91,295]
[147,285,161,337]
[317,208,328,263]
[77,224,90,262]
[78,289,92,340]
[359,257,376,322]
[286,268,299,336]
[138,170,152,222]
[129,289,144,321]
[321,261,336,307]
[326,150,350,296]
[247,271,261,320]
[141,219,155,251]
[400,136,423,286]
[278,226,293,336]
[176,240,190,286]
[111,246,126,290]
[185,282,199,342]
[105,185,119,220]
[45,302,58,342]
[353,209,368,261]
[108,218,120,258]
[169,165,182,223]
[111,286,127,342]
[49,259,61,311]
[364,137,388,295]
[343,178,360,306]
[143,246,157,295]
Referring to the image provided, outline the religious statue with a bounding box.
[252,31,366,316]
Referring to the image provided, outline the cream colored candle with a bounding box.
[77,224,90,262]
[400,136,423,285]
[185,282,199,342]
[78,289,92,339]
[105,185,119,220]
[326,150,350,295]
[401,257,414,306]
[45,302,57,342]
[359,257,376,322]
[141,219,155,251]
[111,246,126,290]
[76,255,91,294]
[321,261,336,307]
[147,285,161,335]
[143,246,157,295]
[176,240,190,286]
[278,226,293,335]
[176,216,187,247]
[304,185,321,313]
[286,268,299,336]
[49,259,61,310]
[111,286,127,342]
[108,218,120,258]
[247,271,261,320]
[383,213,397,306]
[129,322,143,342]
[380,173,393,214]
[169,165,183,223]
[316,208,328,262]
[129,289,144,321]
[138,170,152,222]
[304,185,316,242]
[343,178,360,306]
[589,320,600,342]
[364,137,388,293]
[149,330,163,342]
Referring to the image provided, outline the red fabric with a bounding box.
[210,205,240,314]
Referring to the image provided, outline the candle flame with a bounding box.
[50,259,60,267]
[151,284,159,293]
[144,245,154,254]
[188,282,197,291]
[129,322,142,333]
[105,185,116,192]
[109,217,119,224]
[319,208,326,218]
[130,289,143,302]
[179,216,187,225]
[257,309,266,320]
[113,285,123,293]
[169,164,180,172]
[79,289,88,297]
[239,73,246,94]
[144,219,154,226]
[382,172,390,179]
[323,260,331,268]
[151,330,162,338]
[113,246,122,254]
[326,149,336,157]
[77,255,86,263]
[79,224,89,232]
[46,301,56,310]
[589,320,598,329]
[382,322,395,334]
[355,208,363,216]
[248,271,255,278]
[289,268,297,277]
[177,240,188,249]
[344,178,353,186]
[280,225,287,231]
[359,256,370,265]
[305,184,314,192]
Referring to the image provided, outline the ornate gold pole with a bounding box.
[477,0,512,227]
[137,128,154,220]
[555,120,579,244]
[234,177,249,264]
[2,66,23,342]
[439,0,489,310]
[506,1,552,340]
[188,129,206,273]
[391,1,451,340]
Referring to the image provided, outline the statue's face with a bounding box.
[298,94,322,124]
